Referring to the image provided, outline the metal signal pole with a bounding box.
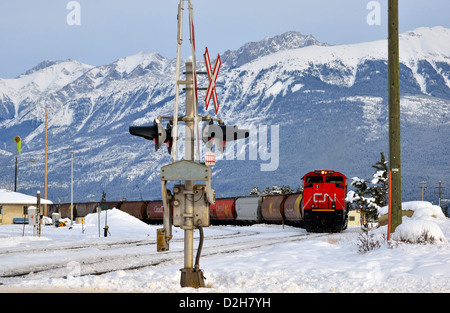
[183,60,196,283]
[37,191,41,237]
[160,0,210,289]
[171,0,184,163]
[388,0,402,234]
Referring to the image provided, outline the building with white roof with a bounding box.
[0,189,53,224]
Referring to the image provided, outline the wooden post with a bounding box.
[388,0,402,233]
[388,170,392,240]
[421,181,426,201]
[44,108,48,217]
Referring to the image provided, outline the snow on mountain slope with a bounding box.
[221,31,328,69]
[222,26,450,102]
[113,51,170,75]
[0,60,93,104]
[0,27,449,203]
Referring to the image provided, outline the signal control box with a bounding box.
[173,184,210,227]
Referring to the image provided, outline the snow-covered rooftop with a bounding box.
[0,189,53,205]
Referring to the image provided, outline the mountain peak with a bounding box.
[112,51,168,75]
[22,60,63,76]
[395,26,450,63]
[20,59,91,78]
[402,25,449,37]
[1,59,93,104]
[222,31,328,69]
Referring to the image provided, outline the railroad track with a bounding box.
[0,226,253,255]
[0,228,325,283]
[0,227,257,279]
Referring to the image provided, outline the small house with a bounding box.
[0,189,53,225]
[348,210,361,226]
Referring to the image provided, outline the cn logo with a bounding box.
[313,193,336,203]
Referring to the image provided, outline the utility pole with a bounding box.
[70,151,74,226]
[44,108,48,217]
[436,182,445,207]
[421,181,426,201]
[388,0,402,234]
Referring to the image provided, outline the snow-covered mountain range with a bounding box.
[0,27,449,204]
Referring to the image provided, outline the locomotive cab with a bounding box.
[302,170,348,232]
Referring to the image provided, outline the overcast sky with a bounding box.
[1,0,449,78]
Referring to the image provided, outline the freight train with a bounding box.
[47,170,349,233]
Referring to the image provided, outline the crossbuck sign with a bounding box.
[203,47,221,115]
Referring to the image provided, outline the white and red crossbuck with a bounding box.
[203,47,221,115]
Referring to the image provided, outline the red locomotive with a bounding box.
[302,170,348,232]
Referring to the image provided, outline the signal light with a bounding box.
[314,170,335,175]
[202,121,249,153]
[165,123,173,155]
[129,119,173,154]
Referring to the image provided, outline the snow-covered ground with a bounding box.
[0,201,448,293]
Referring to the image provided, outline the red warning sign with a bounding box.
[204,47,221,115]
[205,151,215,166]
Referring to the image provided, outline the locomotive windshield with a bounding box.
[305,176,323,183]
[325,176,344,183]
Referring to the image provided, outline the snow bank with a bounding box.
[393,220,448,244]
[411,204,447,221]
[82,208,154,238]
[391,201,448,244]
[379,200,436,216]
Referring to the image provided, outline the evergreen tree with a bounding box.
[280,185,294,194]
[250,185,297,195]
[347,153,388,227]
[347,177,369,212]
[371,152,388,206]
[101,190,107,202]
[264,185,284,195]
[249,187,262,195]
[346,177,381,227]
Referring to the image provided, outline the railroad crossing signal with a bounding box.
[202,121,249,153]
[204,47,221,115]
[129,0,248,289]
[129,119,173,154]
